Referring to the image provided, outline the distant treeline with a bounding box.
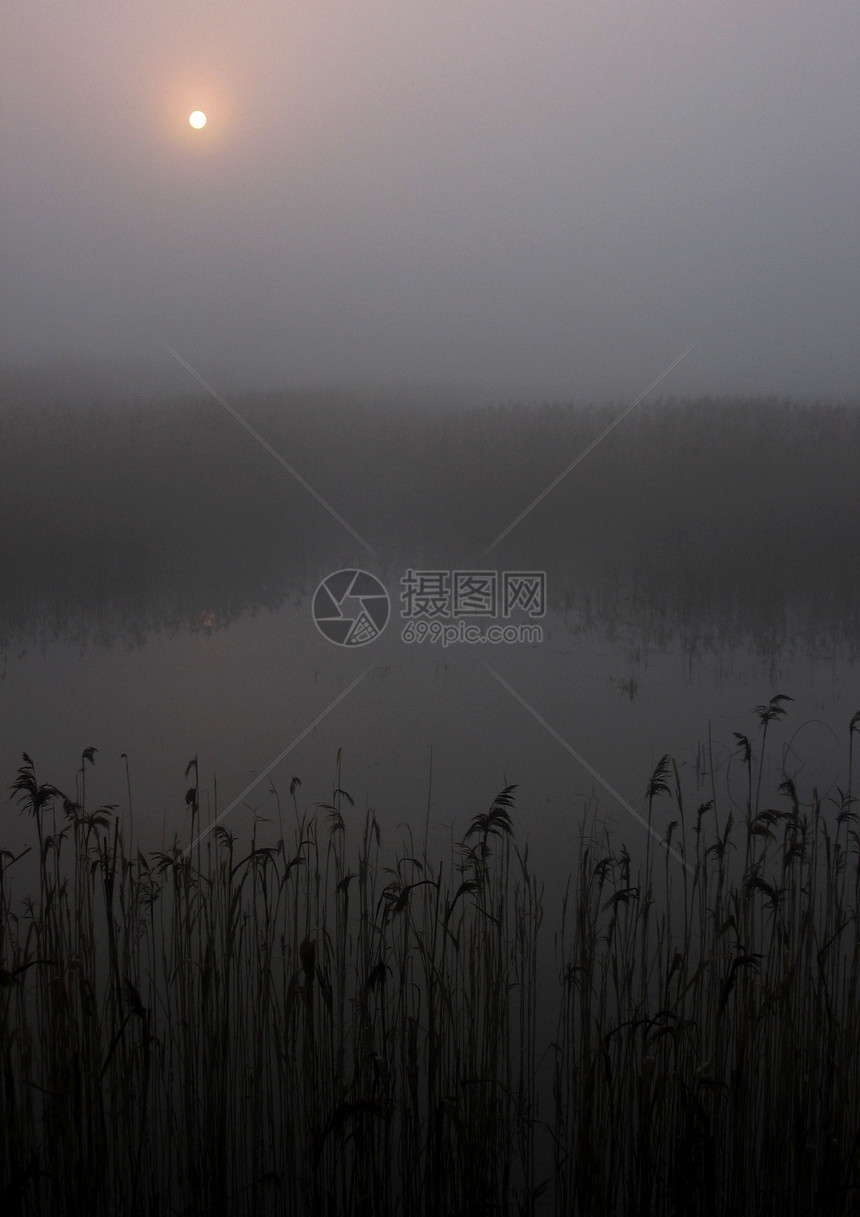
[2,361,859,648]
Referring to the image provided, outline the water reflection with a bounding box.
[4,382,860,1212]
[3,387,859,886]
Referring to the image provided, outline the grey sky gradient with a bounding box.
[3,2,859,399]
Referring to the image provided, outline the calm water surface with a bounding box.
[3,554,857,904]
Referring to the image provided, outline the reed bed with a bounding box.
[2,701,860,1216]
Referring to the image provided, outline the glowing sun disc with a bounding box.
[189,110,207,129]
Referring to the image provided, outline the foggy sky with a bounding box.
[3,2,859,400]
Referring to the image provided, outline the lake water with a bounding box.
[4,394,860,1212]
[4,550,857,909]
[3,393,860,903]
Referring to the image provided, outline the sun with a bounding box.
[189,110,207,129]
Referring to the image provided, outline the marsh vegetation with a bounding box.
[2,370,860,652]
[3,700,860,1215]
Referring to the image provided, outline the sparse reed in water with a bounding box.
[1,702,859,1216]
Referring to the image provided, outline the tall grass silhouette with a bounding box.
[2,704,860,1215]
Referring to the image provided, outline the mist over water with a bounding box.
[6,4,860,1206]
[3,366,858,886]
[3,365,860,1216]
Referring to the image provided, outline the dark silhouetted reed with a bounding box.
[2,706,860,1215]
